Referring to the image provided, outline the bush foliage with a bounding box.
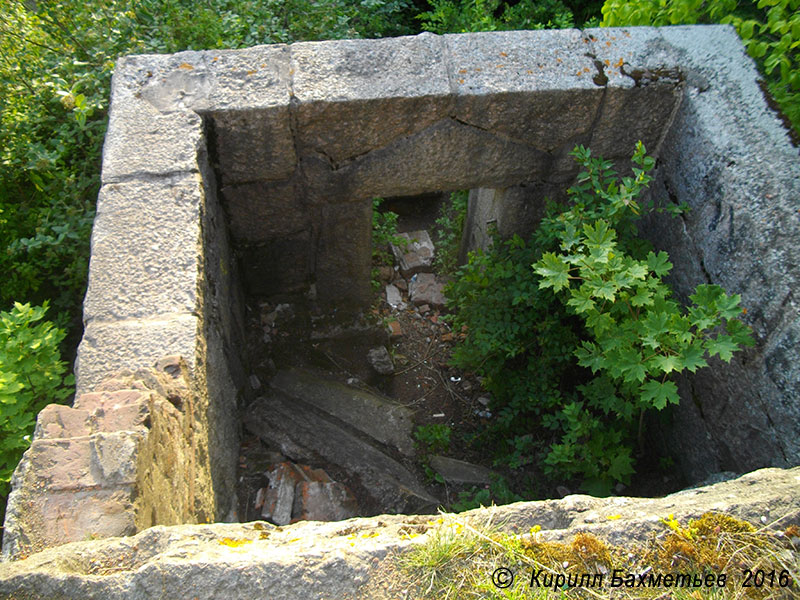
[446,144,752,494]
[0,302,73,497]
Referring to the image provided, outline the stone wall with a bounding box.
[1,467,798,599]
[1,359,214,561]
[459,27,800,480]
[2,26,797,561]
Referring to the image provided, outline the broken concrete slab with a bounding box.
[293,480,359,522]
[429,456,493,485]
[391,230,435,277]
[367,346,394,376]
[409,273,447,309]
[270,367,414,456]
[384,284,405,310]
[245,391,438,514]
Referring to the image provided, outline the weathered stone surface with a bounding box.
[83,175,203,324]
[33,405,92,440]
[238,230,313,296]
[315,200,372,307]
[1,468,797,599]
[256,462,358,525]
[333,118,552,200]
[391,230,434,277]
[75,315,199,396]
[429,455,493,485]
[624,25,800,477]
[291,34,451,163]
[294,481,359,522]
[2,361,214,561]
[211,108,296,185]
[245,391,437,513]
[204,45,291,111]
[590,82,683,161]
[101,101,204,183]
[221,178,307,243]
[447,30,602,160]
[384,284,405,310]
[367,346,394,376]
[446,29,595,95]
[269,368,414,456]
[458,185,555,262]
[409,273,447,309]
[135,51,211,112]
[260,462,300,525]
[16,432,143,492]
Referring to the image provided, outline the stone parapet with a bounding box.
[1,358,213,561]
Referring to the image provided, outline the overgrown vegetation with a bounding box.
[0,303,72,497]
[446,143,752,495]
[433,190,469,275]
[371,197,407,290]
[601,0,800,137]
[394,511,798,599]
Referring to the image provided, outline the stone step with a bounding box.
[245,392,438,514]
[13,432,144,493]
[270,368,415,456]
[34,398,150,441]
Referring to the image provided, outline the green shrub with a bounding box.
[600,0,800,137]
[451,473,522,511]
[0,302,73,497]
[418,0,575,33]
[447,143,752,494]
[414,423,453,454]
[433,190,468,275]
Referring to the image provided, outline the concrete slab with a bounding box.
[246,391,438,514]
[270,368,414,456]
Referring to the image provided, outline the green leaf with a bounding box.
[560,222,580,251]
[681,343,708,373]
[705,335,739,362]
[590,278,617,301]
[630,286,653,307]
[607,449,635,482]
[618,347,647,383]
[585,309,615,334]
[715,292,743,319]
[582,219,615,248]
[653,354,681,375]
[646,251,672,276]
[640,379,679,410]
[567,287,596,313]
[534,253,571,292]
[575,341,606,372]
[642,311,670,337]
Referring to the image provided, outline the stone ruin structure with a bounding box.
[1,25,799,565]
